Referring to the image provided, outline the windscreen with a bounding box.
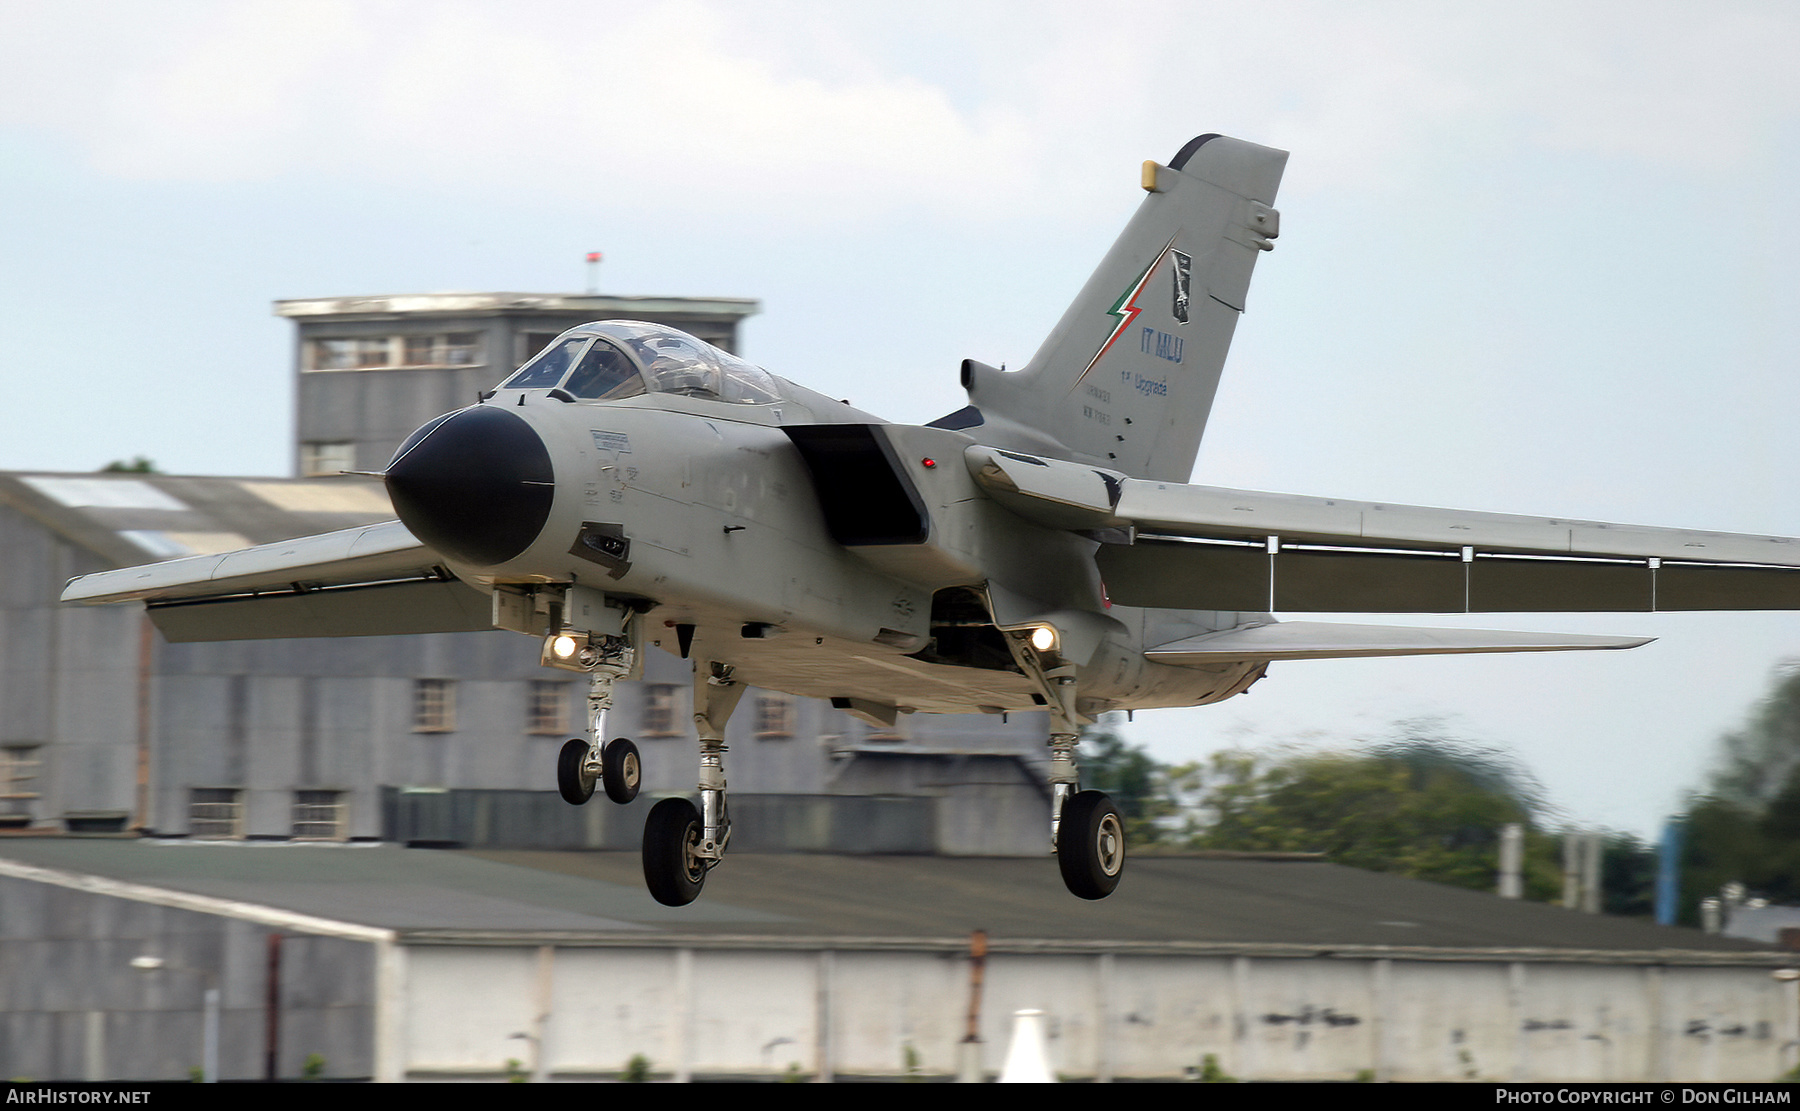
[587,321,783,405]
[503,337,588,389]
[563,339,646,400]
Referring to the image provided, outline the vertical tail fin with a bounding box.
[960,134,1287,482]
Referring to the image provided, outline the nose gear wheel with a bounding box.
[601,738,641,804]
[557,739,596,804]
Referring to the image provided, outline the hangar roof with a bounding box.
[0,471,395,569]
[0,839,1778,963]
[274,292,759,322]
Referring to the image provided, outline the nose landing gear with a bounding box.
[552,626,641,806]
[557,738,596,804]
[558,736,641,805]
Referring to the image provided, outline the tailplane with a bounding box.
[953,134,1287,482]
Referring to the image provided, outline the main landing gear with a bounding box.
[1013,630,1125,900]
[545,605,740,907]
[549,602,1121,904]
[1057,789,1124,900]
[642,661,743,906]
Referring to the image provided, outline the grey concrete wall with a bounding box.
[148,630,1052,846]
[0,874,375,1081]
[0,504,142,827]
[7,855,1791,1083]
[378,788,975,854]
[397,941,1800,1082]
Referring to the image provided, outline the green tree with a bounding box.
[100,456,158,473]
[1676,662,1800,921]
[1600,831,1658,917]
[1706,662,1800,810]
[1180,729,1562,899]
[1678,797,1763,923]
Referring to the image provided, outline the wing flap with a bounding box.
[1097,536,1800,613]
[1148,621,1651,664]
[1655,564,1800,610]
[148,579,495,642]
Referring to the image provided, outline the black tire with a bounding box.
[602,738,642,804]
[643,797,706,906]
[1057,790,1125,900]
[557,739,595,805]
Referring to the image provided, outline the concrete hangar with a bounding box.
[1,839,1794,1082]
[1,290,1793,1083]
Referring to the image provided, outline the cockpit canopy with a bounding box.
[499,321,782,405]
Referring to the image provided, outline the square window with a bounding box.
[528,680,570,735]
[444,333,481,365]
[413,679,456,732]
[403,335,437,366]
[189,788,243,839]
[641,684,682,737]
[0,746,39,822]
[292,790,344,840]
[354,337,392,368]
[308,338,356,371]
[754,694,794,739]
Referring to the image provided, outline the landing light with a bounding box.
[550,634,579,660]
[1030,625,1057,653]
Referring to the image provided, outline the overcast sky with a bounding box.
[4,1,1798,839]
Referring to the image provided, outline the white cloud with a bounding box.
[2,1,1797,225]
[22,0,1039,223]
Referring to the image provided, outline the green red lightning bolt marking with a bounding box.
[1072,232,1180,391]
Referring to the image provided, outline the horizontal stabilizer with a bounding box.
[1147,621,1651,664]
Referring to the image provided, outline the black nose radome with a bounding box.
[385,406,554,566]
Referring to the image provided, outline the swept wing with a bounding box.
[967,446,1800,613]
[60,519,492,641]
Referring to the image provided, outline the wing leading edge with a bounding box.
[1148,622,1651,664]
[60,519,493,642]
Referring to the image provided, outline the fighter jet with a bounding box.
[62,133,1800,906]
